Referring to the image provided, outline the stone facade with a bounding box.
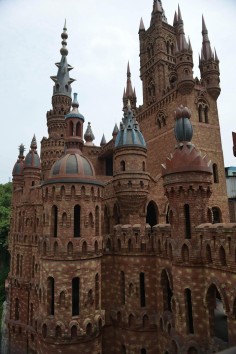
[6,2,236,354]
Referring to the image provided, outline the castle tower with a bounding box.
[113,101,150,225]
[41,22,75,180]
[12,144,25,191]
[38,93,104,354]
[137,1,229,223]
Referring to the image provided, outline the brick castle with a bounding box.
[6,1,236,353]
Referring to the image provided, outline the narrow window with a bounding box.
[140,272,146,307]
[15,298,20,320]
[120,160,125,171]
[47,277,54,316]
[219,246,227,266]
[204,106,209,123]
[198,105,203,122]
[213,163,219,183]
[120,271,125,305]
[74,205,81,237]
[16,254,20,275]
[141,350,147,354]
[32,255,35,278]
[95,206,99,236]
[95,273,99,310]
[72,277,80,316]
[212,207,221,223]
[185,288,194,333]
[51,205,58,238]
[146,201,158,227]
[76,122,81,137]
[20,255,23,276]
[184,204,191,239]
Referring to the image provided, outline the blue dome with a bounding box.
[115,107,146,149]
[174,105,193,143]
[12,160,24,176]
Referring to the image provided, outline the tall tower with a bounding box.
[41,22,75,180]
[137,1,229,223]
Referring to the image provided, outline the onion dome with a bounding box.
[162,106,212,176]
[115,101,146,149]
[65,93,84,121]
[84,122,95,145]
[100,134,106,147]
[12,144,25,176]
[174,105,193,142]
[24,135,41,169]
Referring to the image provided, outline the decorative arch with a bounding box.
[197,99,209,123]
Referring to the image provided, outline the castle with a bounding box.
[6,1,236,353]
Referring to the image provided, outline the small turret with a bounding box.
[150,0,167,26]
[65,93,85,151]
[12,144,25,189]
[23,135,41,190]
[113,101,150,224]
[112,123,119,141]
[100,134,106,147]
[199,16,220,99]
[162,105,212,239]
[175,6,194,94]
[84,122,95,146]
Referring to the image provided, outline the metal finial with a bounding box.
[60,21,68,56]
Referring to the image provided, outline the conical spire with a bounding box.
[113,123,119,138]
[175,5,189,52]
[50,22,75,98]
[100,134,107,147]
[30,135,37,150]
[84,122,95,145]
[123,62,136,109]
[173,11,178,26]
[151,0,167,25]
[139,17,145,31]
[201,15,214,61]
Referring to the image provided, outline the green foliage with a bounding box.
[0,262,9,323]
[0,182,12,247]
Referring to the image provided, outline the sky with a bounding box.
[0,0,235,183]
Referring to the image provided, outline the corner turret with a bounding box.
[199,16,220,99]
[12,144,25,189]
[162,105,213,239]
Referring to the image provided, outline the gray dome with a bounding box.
[24,151,41,169]
[49,152,95,179]
[12,160,24,176]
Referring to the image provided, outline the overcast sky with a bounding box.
[0,0,235,183]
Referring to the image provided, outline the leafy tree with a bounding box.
[0,182,12,247]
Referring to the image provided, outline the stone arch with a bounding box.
[219,245,227,266]
[67,242,73,256]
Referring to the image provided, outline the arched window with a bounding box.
[53,242,58,255]
[47,277,54,316]
[71,325,77,338]
[104,205,110,234]
[206,244,212,263]
[204,106,209,123]
[95,206,99,236]
[128,314,135,327]
[32,255,35,278]
[182,244,189,262]
[187,348,198,354]
[120,160,125,171]
[20,255,23,276]
[113,203,120,225]
[212,207,222,223]
[94,240,99,253]
[185,288,194,333]
[16,254,20,275]
[69,121,74,136]
[141,349,147,354]
[59,291,65,307]
[55,325,61,338]
[74,205,81,237]
[72,277,80,316]
[233,298,236,319]
[146,201,158,227]
[121,345,127,354]
[86,323,92,335]
[219,246,227,266]
[213,163,219,183]
[184,204,191,239]
[42,324,47,338]
[51,205,58,238]
[120,271,125,305]
[15,298,20,320]
[82,241,87,255]
[76,122,81,137]
[67,242,73,256]
[140,272,146,307]
[95,273,99,310]
[206,284,228,342]
[161,270,172,312]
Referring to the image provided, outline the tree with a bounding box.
[0,182,12,247]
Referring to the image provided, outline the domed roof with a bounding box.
[162,105,212,176]
[48,152,95,181]
[115,102,146,149]
[12,144,25,176]
[24,136,41,169]
[65,93,84,121]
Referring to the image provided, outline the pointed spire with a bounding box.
[50,22,75,98]
[30,135,37,150]
[113,123,119,136]
[65,93,85,121]
[100,134,107,147]
[84,122,95,145]
[173,11,178,26]
[178,4,183,22]
[214,48,219,62]
[123,62,136,109]
[175,6,189,52]
[151,0,167,24]
[188,37,192,52]
[201,15,214,61]
[139,17,145,31]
